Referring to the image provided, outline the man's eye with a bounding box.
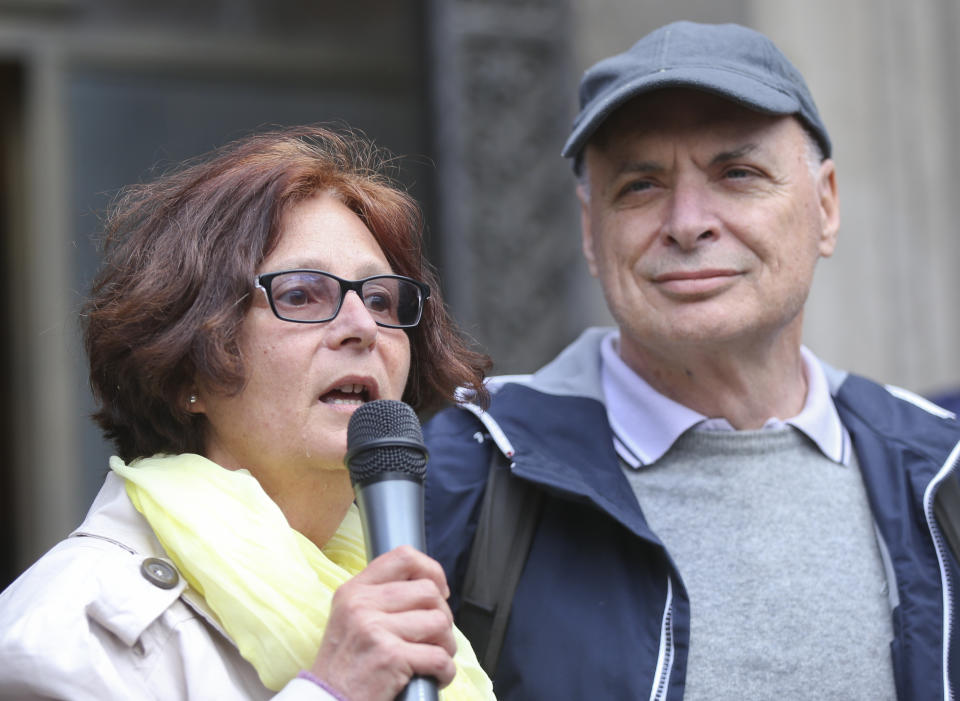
[723,167,754,179]
[620,179,654,196]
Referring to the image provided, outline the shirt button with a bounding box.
[140,557,180,589]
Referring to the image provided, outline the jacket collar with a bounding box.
[72,472,167,556]
[72,472,233,644]
[476,329,661,543]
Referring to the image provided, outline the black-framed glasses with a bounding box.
[255,269,431,328]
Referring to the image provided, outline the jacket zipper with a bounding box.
[649,575,675,701]
[923,438,960,701]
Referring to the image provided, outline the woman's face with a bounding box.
[194,192,412,488]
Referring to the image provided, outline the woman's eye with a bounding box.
[275,287,311,307]
[364,290,394,313]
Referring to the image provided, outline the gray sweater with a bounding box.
[622,426,896,701]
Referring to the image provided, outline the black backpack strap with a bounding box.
[934,469,960,565]
[455,445,543,676]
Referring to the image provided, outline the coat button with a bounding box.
[140,557,179,589]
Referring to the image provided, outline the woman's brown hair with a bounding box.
[83,124,489,462]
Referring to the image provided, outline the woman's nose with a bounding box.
[326,290,379,348]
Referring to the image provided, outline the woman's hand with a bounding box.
[309,545,458,701]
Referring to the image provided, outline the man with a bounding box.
[423,20,960,701]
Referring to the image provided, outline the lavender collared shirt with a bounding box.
[599,331,852,469]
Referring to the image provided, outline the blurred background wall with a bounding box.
[1,0,958,587]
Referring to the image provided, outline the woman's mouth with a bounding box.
[320,383,370,406]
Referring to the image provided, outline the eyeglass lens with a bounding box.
[268,271,423,326]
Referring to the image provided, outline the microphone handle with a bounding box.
[354,478,427,557]
[397,677,438,701]
[354,480,439,701]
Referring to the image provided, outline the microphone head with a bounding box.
[345,399,428,487]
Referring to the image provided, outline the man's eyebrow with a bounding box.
[611,143,762,175]
[710,143,760,166]
[613,160,664,176]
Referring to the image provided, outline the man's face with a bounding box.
[579,88,839,368]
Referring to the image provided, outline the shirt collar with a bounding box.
[599,331,851,468]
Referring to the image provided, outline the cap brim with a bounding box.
[561,67,801,158]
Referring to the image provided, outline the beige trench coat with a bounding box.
[0,473,334,700]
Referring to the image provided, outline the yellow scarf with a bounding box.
[111,454,494,699]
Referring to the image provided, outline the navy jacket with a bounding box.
[424,328,960,700]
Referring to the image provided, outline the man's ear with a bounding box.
[816,159,840,258]
[578,183,600,277]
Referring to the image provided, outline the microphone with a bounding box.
[345,399,438,701]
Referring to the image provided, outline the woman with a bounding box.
[0,125,493,700]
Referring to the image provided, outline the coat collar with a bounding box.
[72,472,233,644]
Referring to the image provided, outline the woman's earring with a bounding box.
[188,394,198,406]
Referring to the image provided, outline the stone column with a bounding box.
[429,0,588,374]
